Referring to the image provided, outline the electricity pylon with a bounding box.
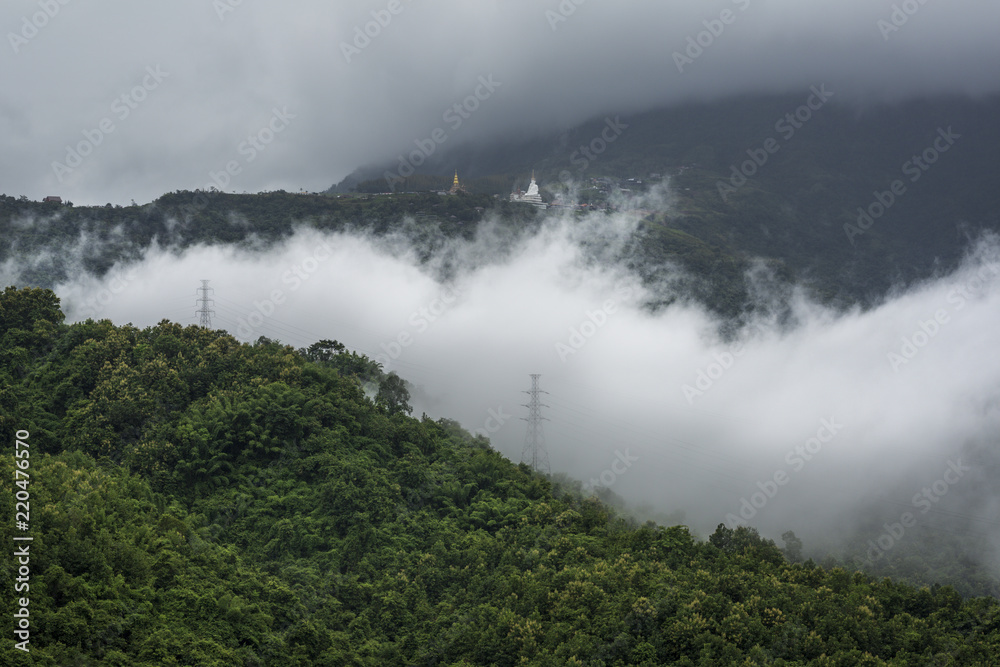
[196,280,215,328]
[520,374,551,475]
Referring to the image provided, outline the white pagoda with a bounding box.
[510,171,547,209]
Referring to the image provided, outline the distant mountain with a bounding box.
[333,93,1000,307]
[3,94,998,321]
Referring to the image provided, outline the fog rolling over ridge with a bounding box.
[37,197,1000,575]
[10,1,1000,661]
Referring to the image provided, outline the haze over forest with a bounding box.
[3,1,1000,664]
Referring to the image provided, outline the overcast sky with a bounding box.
[2,0,999,205]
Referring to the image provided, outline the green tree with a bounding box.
[375,372,411,416]
[782,530,804,563]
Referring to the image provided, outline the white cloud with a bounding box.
[48,207,1000,552]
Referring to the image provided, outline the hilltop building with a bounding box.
[510,171,547,209]
[448,170,468,195]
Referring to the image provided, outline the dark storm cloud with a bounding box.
[1,0,998,204]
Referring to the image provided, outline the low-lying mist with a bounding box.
[40,201,1000,587]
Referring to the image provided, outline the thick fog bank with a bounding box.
[41,209,1000,570]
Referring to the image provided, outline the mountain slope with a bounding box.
[2,286,999,665]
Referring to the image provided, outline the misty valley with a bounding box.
[4,147,1000,663]
[3,41,1000,665]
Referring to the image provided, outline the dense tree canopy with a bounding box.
[1,287,998,665]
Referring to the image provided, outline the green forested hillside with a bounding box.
[2,286,999,665]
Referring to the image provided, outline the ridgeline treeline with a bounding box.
[0,190,511,286]
[1,286,998,665]
[0,190,759,320]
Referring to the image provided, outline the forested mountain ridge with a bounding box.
[2,286,999,665]
[336,93,1000,308]
[6,94,1000,323]
[0,190,506,286]
[0,189,762,320]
